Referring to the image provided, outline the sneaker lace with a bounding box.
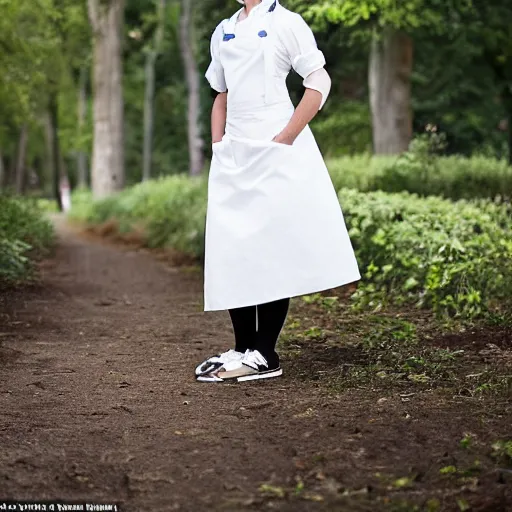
[220,349,242,361]
[242,349,268,369]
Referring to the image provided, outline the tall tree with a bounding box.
[369,28,413,154]
[77,65,89,188]
[48,91,64,211]
[179,0,203,176]
[292,0,473,155]
[142,0,166,182]
[88,0,125,198]
[15,125,29,194]
[54,0,92,191]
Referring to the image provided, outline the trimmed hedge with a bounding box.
[0,196,55,284]
[327,154,512,201]
[69,177,512,320]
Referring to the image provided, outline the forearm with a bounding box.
[274,67,331,145]
[211,92,227,143]
[277,89,322,144]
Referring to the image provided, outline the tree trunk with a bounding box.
[143,0,166,182]
[179,0,204,176]
[48,93,63,212]
[369,28,413,155]
[15,125,29,194]
[502,87,512,165]
[77,64,89,188]
[44,112,54,193]
[508,115,512,166]
[0,150,4,189]
[6,156,15,189]
[88,0,125,198]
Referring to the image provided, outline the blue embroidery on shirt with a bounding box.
[223,33,235,41]
[268,0,277,12]
[258,30,268,38]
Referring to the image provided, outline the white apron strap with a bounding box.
[222,0,279,104]
[261,18,275,104]
[260,0,278,104]
[223,16,236,39]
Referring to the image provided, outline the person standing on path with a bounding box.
[196,0,361,383]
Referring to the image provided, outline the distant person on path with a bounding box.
[196,0,360,382]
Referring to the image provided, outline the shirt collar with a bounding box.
[231,0,278,22]
[225,0,277,33]
[250,0,278,16]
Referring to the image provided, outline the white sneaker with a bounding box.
[196,353,248,382]
[194,349,244,377]
[217,350,283,382]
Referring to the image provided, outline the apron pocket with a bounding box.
[234,137,293,151]
[228,135,294,169]
[225,136,301,190]
[267,140,294,150]
[211,138,236,170]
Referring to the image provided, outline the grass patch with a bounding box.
[280,294,511,398]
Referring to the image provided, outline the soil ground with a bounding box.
[0,220,511,512]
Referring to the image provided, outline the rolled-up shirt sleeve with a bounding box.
[279,13,326,79]
[205,21,227,93]
[303,67,332,109]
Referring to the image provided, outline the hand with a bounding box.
[272,132,295,146]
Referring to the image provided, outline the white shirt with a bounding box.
[206,1,326,95]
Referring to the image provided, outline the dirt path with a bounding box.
[0,221,510,512]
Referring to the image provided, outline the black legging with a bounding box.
[229,298,290,369]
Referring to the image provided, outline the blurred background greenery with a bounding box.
[0,0,511,195]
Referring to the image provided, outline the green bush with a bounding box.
[70,176,512,320]
[69,177,208,258]
[310,101,372,157]
[36,198,59,213]
[326,154,392,192]
[326,135,512,201]
[0,196,55,284]
[339,188,512,318]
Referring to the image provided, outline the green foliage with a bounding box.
[310,101,372,157]
[412,31,509,160]
[0,0,61,124]
[0,0,91,196]
[491,440,512,466]
[371,133,512,199]
[460,434,472,449]
[340,188,512,318]
[69,177,208,258]
[326,154,392,192]
[36,198,59,213]
[326,140,512,201]
[0,238,31,284]
[0,195,55,284]
[124,0,189,180]
[289,0,512,160]
[66,187,94,220]
[439,465,457,475]
[292,0,473,34]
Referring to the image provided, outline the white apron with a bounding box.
[204,0,361,311]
